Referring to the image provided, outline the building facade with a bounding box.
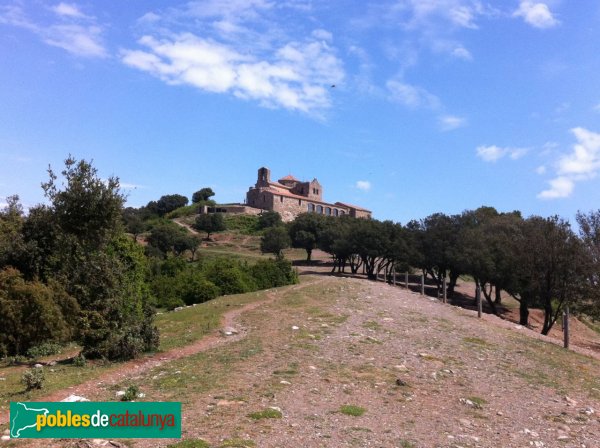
[246,167,371,222]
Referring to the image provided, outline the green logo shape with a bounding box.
[10,401,181,439]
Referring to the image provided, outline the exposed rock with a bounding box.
[220,327,239,336]
[565,396,578,407]
[115,391,125,397]
[394,364,409,372]
[395,378,408,387]
[61,394,90,402]
[292,326,300,330]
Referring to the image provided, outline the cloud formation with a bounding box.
[476,145,528,162]
[122,2,343,113]
[356,180,372,192]
[0,3,107,57]
[538,127,600,199]
[386,80,440,109]
[439,115,467,131]
[122,33,343,113]
[513,1,559,29]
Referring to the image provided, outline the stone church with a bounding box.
[246,167,371,222]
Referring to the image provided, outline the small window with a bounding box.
[334,209,339,217]
[325,207,331,216]
[298,199,301,205]
[308,203,315,212]
[280,196,284,202]
[340,210,345,215]
[316,205,323,214]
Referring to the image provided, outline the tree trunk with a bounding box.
[448,271,459,297]
[494,286,502,305]
[480,282,498,315]
[541,297,553,335]
[519,295,529,326]
[306,248,312,262]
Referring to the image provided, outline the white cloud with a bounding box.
[451,46,472,60]
[311,29,332,42]
[386,79,440,109]
[0,4,107,58]
[439,115,467,131]
[538,127,600,199]
[513,1,559,29]
[537,176,574,199]
[52,3,86,19]
[122,33,343,113]
[356,180,371,192]
[593,103,600,113]
[476,145,528,162]
[399,0,488,30]
[43,24,107,57]
[535,165,546,175]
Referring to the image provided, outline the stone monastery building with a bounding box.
[246,167,371,222]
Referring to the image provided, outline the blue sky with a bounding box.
[1,0,599,224]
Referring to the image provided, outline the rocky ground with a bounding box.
[3,270,600,448]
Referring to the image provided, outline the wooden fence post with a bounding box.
[442,279,447,303]
[476,284,482,318]
[420,274,424,296]
[393,269,396,286]
[563,305,570,349]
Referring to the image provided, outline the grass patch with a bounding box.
[467,396,487,407]
[247,408,283,419]
[219,438,255,447]
[399,440,416,448]
[362,320,382,331]
[167,440,210,448]
[463,336,491,347]
[340,405,366,416]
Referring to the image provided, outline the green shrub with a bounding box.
[0,267,78,357]
[26,342,63,359]
[121,385,140,401]
[250,259,298,289]
[22,367,45,390]
[340,405,366,416]
[247,408,282,419]
[203,259,257,295]
[73,353,86,367]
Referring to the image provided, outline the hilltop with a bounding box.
[2,222,600,447]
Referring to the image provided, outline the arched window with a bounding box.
[316,205,323,214]
[308,203,315,212]
[340,210,346,215]
[334,209,339,217]
[325,207,331,216]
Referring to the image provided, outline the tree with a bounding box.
[147,223,190,258]
[193,213,226,239]
[146,194,188,217]
[122,207,146,241]
[288,213,326,261]
[192,187,215,203]
[39,156,158,360]
[261,226,291,259]
[512,216,588,333]
[257,211,282,230]
[574,210,600,319]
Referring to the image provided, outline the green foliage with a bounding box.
[192,187,215,204]
[121,384,140,401]
[26,342,63,359]
[257,211,282,229]
[223,214,260,235]
[167,440,210,448]
[260,226,291,259]
[73,353,86,367]
[0,268,78,356]
[247,408,282,419]
[289,212,327,261]
[146,194,189,217]
[22,367,45,391]
[203,258,257,295]
[340,405,366,416]
[250,259,298,290]
[194,213,226,239]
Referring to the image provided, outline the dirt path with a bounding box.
[0,278,323,427]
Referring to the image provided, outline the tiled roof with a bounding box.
[335,202,372,212]
[279,174,300,182]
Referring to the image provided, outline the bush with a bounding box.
[22,367,45,390]
[121,385,140,402]
[73,353,86,367]
[250,259,298,290]
[257,211,282,230]
[0,268,78,356]
[203,258,257,295]
[26,342,63,359]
